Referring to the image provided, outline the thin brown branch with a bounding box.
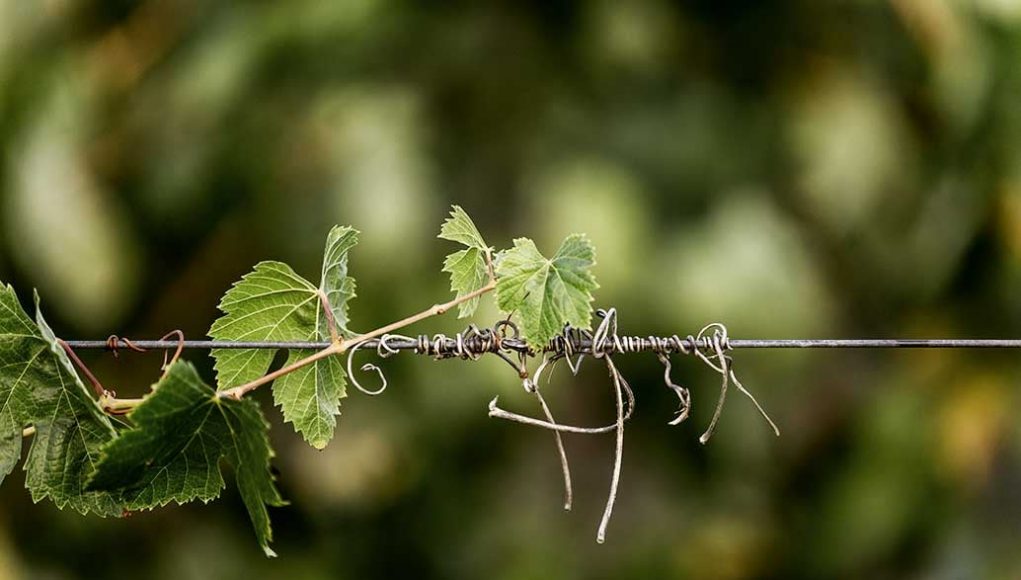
[219,343,343,400]
[350,280,496,345]
[218,278,497,401]
[99,393,142,415]
[318,290,340,344]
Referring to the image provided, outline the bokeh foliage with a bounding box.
[2,0,1021,578]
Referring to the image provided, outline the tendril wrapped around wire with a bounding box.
[342,308,779,542]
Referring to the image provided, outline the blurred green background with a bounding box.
[2,0,1021,578]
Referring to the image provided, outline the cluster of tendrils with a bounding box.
[106,330,186,377]
[344,308,780,543]
[345,321,527,396]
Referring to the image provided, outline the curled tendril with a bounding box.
[334,307,777,543]
[486,309,638,542]
[58,339,107,399]
[488,331,635,435]
[104,330,185,382]
[159,330,185,377]
[658,352,691,426]
[551,324,588,375]
[490,320,528,374]
[346,336,402,396]
[105,335,147,357]
[690,323,779,444]
[493,319,520,342]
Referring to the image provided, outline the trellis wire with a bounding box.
[64,338,1021,350]
[63,321,1021,544]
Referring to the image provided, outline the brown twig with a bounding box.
[217,259,498,401]
[318,290,340,344]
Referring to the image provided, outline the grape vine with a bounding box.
[0,206,777,556]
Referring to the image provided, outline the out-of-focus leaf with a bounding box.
[4,83,142,331]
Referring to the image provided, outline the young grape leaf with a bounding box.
[88,361,285,556]
[210,261,318,386]
[441,248,489,319]
[0,285,122,515]
[438,205,488,250]
[494,235,598,348]
[319,225,359,335]
[439,205,492,318]
[209,226,357,449]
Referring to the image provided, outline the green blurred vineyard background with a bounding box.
[2,0,1021,578]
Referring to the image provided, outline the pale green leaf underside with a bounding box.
[210,226,357,449]
[442,247,489,318]
[439,206,490,318]
[0,284,121,516]
[88,362,285,557]
[320,226,358,337]
[274,349,345,449]
[438,205,488,250]
[495,235,598,348]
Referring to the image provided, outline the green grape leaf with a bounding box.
[271,349,345,448]
[438,205,491,318]
[319,226,359,337]
[88,361,285,557]
[209,261,318,387]
[209,226,357,449]
[0,285,121,515]
[438,205,488,250]
[494,235,598,348]
[441,248,489,319]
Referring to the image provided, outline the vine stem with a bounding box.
[348,279,497,346]
[219,278,498,400]
[104,271,498,410]
[220,343,343,400]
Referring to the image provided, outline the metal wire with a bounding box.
[64,338,1021,351]
[70,321,1006,545]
